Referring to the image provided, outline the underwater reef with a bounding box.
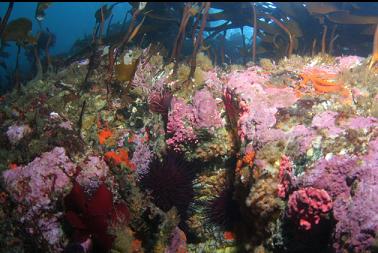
[1,2,378,253]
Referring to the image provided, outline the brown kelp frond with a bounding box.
[259,13,293,58]
[252,3,257,63]
[368,24,378,69]
[188,2,211,80]
[0,2,14,38]
[321,25,328,54]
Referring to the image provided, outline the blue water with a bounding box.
[0,2,131,75]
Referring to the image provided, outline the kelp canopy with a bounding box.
[123,2,378,61]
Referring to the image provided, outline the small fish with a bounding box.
[35,2,52,21]
[101,45,110,57]
[139,2,147,11]
[78,59,90,65]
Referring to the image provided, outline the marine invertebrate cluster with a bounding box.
[246,177,282,219]
[296,138,378,251]
[298,155,358,199]
[1,20,378,252]
[98,128,113,145]
[165,226,187,253]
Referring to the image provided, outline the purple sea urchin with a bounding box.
[205,186,241,230]
[139,152,195,221]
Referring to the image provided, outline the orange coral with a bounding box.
[223,231,235,241]
[131,239,142,253]
[97,114,113,145]
[236,150,256,173]
[242,150,256,168]
[105,148,136,170]
[127,132,136,143]
[8,163,17,170]
[98,129,113,145]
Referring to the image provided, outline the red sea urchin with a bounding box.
[139,152,195,222]
[148,91,173,116]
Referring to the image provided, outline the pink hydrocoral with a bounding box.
[287,187,333,230]
[6,123,32,145]
[131,132,153,180]
[166,97,198,151]
[2,147,77,251]
[192,88,222,129]
[277,155,293,199]
[132,49,166,96]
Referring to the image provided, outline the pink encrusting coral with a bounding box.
[287,187,333,230]
[298,155,358,199]
[223,66,298,144]
[340,116,378,130]
[192,88,223,129]
[2,147,77,251]
[335,55,363,70]
[311,110,344,137]
[166,97,198,151]
[312,111,377,137]
[288,125,317,154]
[332,138,378,252]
